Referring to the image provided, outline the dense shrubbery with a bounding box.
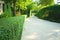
[0,4,12,18]
[0,16,25,40]
[35,5,60,23]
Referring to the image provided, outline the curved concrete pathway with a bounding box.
[21,16,60,40]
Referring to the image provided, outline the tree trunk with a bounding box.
[13,0,16,16]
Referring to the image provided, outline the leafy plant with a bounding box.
[40,0,54,6]
[35,5,60,23]
[0,15,25,40]
[0,4,12,18]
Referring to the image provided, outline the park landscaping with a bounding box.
[0,0,60,40]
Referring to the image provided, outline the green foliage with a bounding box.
[0,4,12,18]
[2,0,38,17]
[4,4,12,16]
[35,5,60,23]
[2,0,13,4]
[25,2,39,17]
[37,0,54,10]
[40,0,54,6]
[0,15,25,40]
[16,0,36,17]
[26,3,33,17]
[16,0,32,10]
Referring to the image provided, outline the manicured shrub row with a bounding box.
[0,16,25,40]
[35,5,60,23]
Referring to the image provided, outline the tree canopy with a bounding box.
[2,0,55,17]
[40,0,54,6]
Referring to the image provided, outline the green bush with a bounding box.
[0,14,6,18]
[0,4,13,18]
[0,15,25,40]
[35,5,60,23]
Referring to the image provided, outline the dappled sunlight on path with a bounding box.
[21,16,60,40]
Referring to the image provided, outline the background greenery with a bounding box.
[0,0,60,23]
[35,5,60,23]
[1,0,54,17]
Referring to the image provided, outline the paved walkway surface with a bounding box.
[21,16,60,40]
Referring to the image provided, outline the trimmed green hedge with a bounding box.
[0,15,25,40]
[35,5,60,23]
